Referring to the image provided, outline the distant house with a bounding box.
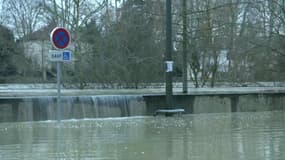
[22,22,76,80]
[20,23,56,80]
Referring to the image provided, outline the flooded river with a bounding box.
[0,111,284,160]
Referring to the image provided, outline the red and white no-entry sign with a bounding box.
[50,27,71,49]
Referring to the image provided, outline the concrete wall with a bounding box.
[0,92,284,122]
[143,93,285,115]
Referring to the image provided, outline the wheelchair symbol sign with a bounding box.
[63,51,71,61]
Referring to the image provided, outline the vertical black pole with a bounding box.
[166,0,173,107]
[182,0,188,93]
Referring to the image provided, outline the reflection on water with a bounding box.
[0,111,284,160]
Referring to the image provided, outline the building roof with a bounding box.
[22,21,57,41]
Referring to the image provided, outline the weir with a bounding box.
[0,87,285,122]
[0,95,146,122]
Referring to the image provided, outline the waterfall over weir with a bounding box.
[0,95,147,122]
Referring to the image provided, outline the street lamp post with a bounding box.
[182,0,188,93]
[165,0,173,107]
[155,0,185,116]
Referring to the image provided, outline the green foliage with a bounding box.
[0,25,17,76]
[76,0,164,87]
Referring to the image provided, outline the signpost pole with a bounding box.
[56,62,62,122]
[50,27,71,122]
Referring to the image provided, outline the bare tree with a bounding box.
[4,0,44,39]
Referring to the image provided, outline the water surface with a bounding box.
[0,111,284,160]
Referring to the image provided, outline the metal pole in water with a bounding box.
[165,0,173,107]
[57,62,62,122]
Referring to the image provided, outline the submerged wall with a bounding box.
[144,93,285,115]
[0,90,285,122]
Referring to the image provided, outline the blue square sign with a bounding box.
[62,51,71,61]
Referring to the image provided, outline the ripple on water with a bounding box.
[0,111,284,160]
